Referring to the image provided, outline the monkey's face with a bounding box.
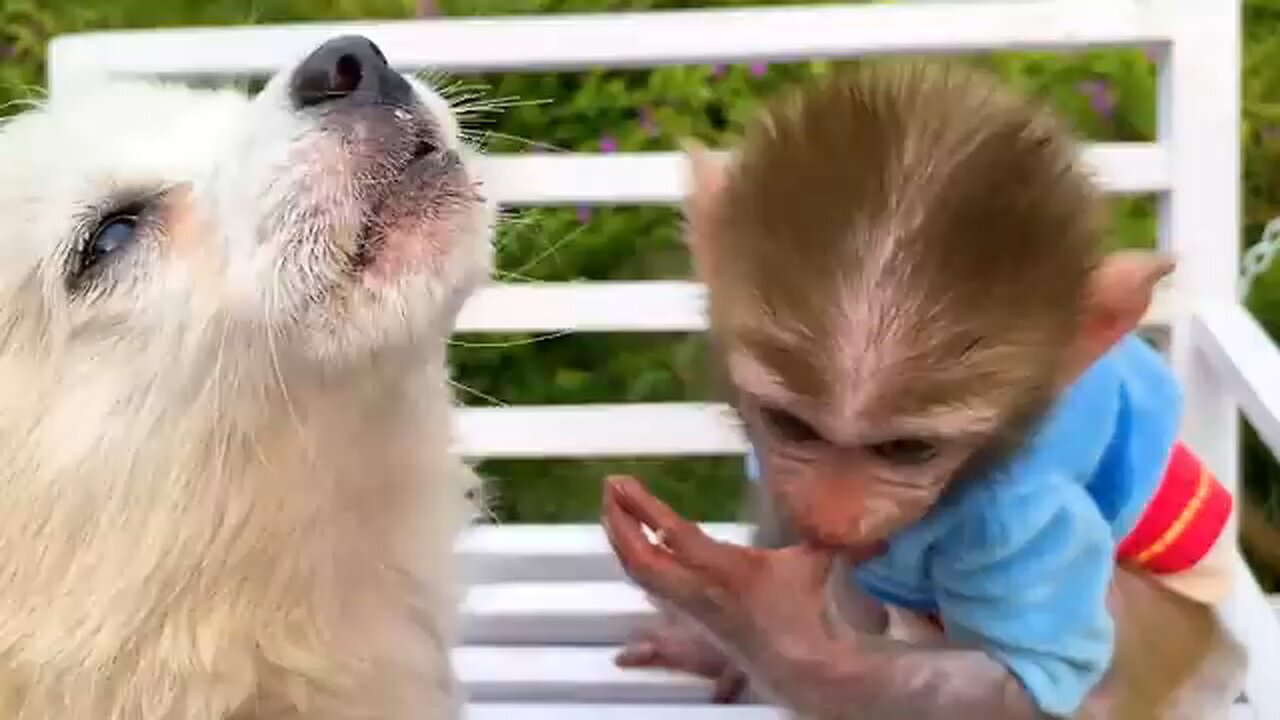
[688,63,1111,552]
[730,349,991,550]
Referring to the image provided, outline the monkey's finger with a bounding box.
[602,480,707,602]
[614,641,659,668]
[606,475,751,584]
[711,668,747,704]
[615,634,735,682]
[606,475,700,545]
[614,641,715,676]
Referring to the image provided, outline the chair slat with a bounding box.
[470,705,1249,720]
[465,704,1251,720]
[463,581,650,645]
[47,1,1174,88]
[460,523,750,584]
[466,704,787,720]
[456,280,1178,335]
[455,403,743,459]
[458,646,724,703]
[1192,304,1280,460]
[458,652,1255,714]
[475,144,1168,207]
[457,281,705,334]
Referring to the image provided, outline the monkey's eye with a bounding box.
[869,438,938,466]
[760,406,821,444]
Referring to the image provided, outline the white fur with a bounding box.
[0,45,494,719]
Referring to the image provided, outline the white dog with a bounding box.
[0,34,494,719]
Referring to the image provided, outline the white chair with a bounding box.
[47,2,1280,717]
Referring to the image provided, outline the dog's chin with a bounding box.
[348,150,479,288]
[350,137,441,271]
[292,161,488,368]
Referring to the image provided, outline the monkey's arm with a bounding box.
[760,504,1109,720]
[754,632,1044,720]
[774,473,1121,718]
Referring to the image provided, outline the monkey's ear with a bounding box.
[1065,249,1176,382]
[679,138,727,278]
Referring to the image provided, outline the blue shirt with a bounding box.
[743,335,1182,718]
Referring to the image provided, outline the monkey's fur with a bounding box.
[708,61,1103,472]
[610,61,1254,720]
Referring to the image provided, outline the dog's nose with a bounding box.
[290,35,414,110]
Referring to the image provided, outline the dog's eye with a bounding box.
[66,206,146,293]
[87,215,139,265]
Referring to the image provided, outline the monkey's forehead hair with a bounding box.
[707,60,1104,403]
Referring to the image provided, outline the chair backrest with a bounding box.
[44,0,1244,490]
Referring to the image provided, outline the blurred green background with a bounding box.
[3,0,1280,583]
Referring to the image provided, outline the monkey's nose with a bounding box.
[289,35,414,110]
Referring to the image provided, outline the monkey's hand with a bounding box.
[602,474,1046,720]
[601,475,850,696]
[614,609,748,703]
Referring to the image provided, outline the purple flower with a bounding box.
[749,62,768,77]
[0,43,13,60]
[638,107,659,138]
[709,64,726,77]
[576,206,593,224]
[1077,79,1116,120]
[599,134,618,153]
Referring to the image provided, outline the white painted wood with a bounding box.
[455,403,744,459]
[458,646,723,703]
[457,279,1178,335]
[45,1,1172,92]
[463,581,650,644]
[1156,2,1242,492]
[458,281,706,334]
[466,705,787,720]
[1192,303,1280,461]
[465,707,1254,720]
[460,523,750,584]
[1152,3,1270,712]
[473,144,1168,207]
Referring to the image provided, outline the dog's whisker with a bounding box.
[265,252,312,458]
[447,378,509,407]
[492,269,543,283]
[508,221,590,276]
[454,96,552,112]
[0,96,46,116]
[474,131,569,154]
[448,330,574,349]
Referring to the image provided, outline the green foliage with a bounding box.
[3,0,1280,548]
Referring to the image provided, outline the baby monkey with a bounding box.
[602,61,1249,719]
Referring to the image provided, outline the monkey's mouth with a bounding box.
[839,540,889,564]
[352,135,440,269]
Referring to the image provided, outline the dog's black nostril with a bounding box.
[332,54,363,96]
[290,35,413,110]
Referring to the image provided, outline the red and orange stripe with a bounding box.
[1115,442,1233,574]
